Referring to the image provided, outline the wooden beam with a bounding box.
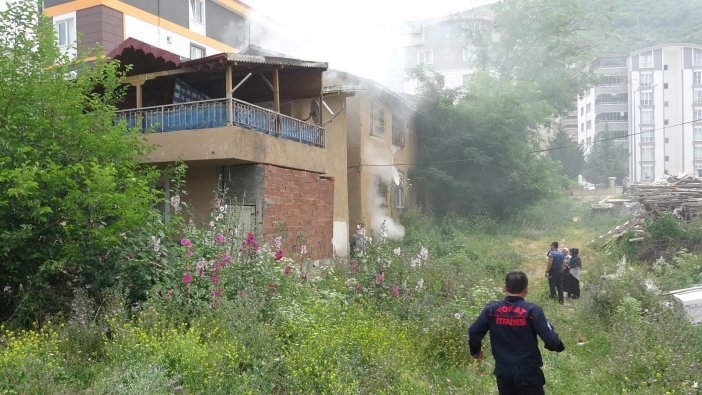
[135,82,143,108]
[273,67,280,113]
[225,64,233,126]
[123,67,195,86]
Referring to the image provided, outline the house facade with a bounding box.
[43,0,275,60]
[325,72,417,240]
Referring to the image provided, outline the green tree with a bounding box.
[471,0,609,112]
[411,71,561,218]
[0,1,164,322]
[582,132,628,184]
[548,128,585,180]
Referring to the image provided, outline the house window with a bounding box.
[392,115,405,147]
[54,17,75,47]
[462,47,473,62]
[639,51,653,68]
[417,50,433,65]
[695,89,702,105]
[586,120,591,130]
[370,105,385,137]
[641,164,654,181]
[695,145,702,160]
[586,103,591,113]
[695,108,702,121]
[641,129,654,143]
[694,71,702,85]
[580,107,584,116]
[694,126,702,141]
[640,91,653,106]
[640,109,654,125]
[695,49,702,67]
[375,176,388,207]
[640,72,653,87]
[190,44,205,59]
[696,164,702,177]
[641,146,654,161]
[190,0,204,24]
[580,123,584,133]
[393,170,405,208]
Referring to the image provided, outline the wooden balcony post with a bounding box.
[225,64,233,126]
[273,67,280,136]
[319,72,324,126]
[273,67,280,113]
[135,82,144,131]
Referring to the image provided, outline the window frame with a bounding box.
[54,17,75,47]
[189,0,205,25]
[370,105,385,138]
[639,51,654,68]
[416,50,433,65]
[190,43,206,59]
[392,115,405,147]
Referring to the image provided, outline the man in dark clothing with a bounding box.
[546,241,565,304]
[469,271,565,395]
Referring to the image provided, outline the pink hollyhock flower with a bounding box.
[274,236,282,250]
[274,249,284,261]
[214,198,222,209]
[182,273,193,284]
[215,234,225,244]
[375,272,385,285]
[351,260,359,272]
[355,283,362,293]
[268,284,277,293]
[186,248,193,257]
[180,239,193,248]
[212,289,222,298]
[284,265,293,275]
[391,285,400,298]
[211,273,219,285]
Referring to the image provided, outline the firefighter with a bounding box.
[468,271,565,395]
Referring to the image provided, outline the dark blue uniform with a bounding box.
[469,296,565,395]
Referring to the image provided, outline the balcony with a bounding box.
[116,98,325,148]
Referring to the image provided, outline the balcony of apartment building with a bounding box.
[595,93,628,113]
[594,111,628,134]
[110,39,329,172]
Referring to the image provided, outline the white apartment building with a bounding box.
[578,44,702,183]
[629,44,702,182]
[577,56,629,155]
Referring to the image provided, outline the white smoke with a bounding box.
[364,144,405,240]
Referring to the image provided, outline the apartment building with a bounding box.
[43,0,273,60]
[629,44,702,182]
[577,55,629,155]
[578,44,702,183]
[403,9,492,93]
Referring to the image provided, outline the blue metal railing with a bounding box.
[116,98,325,148]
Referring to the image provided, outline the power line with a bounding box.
[348,117,699,169]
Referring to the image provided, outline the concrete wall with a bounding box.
[262,165,334,261]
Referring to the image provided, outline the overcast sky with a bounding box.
[244,0,498,88]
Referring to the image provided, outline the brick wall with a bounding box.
[262,165,334,260]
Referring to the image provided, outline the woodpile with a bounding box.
[589,174,702,246]
[628,174,702,220]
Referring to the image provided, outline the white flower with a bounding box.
[209,221,215,227]
[274,236,282,250]
[454,313,462,320]
[416,277,424,291]
[419,246,429,261]
[301,245,307,255]
[170,195,181,213]
[380,228,388,239]
[150,236,161,253]
[393,247,401,256]
[410,257,419,268]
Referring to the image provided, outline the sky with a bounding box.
[244,0,498,88]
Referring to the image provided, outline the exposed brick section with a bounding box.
[262,165,334,260]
